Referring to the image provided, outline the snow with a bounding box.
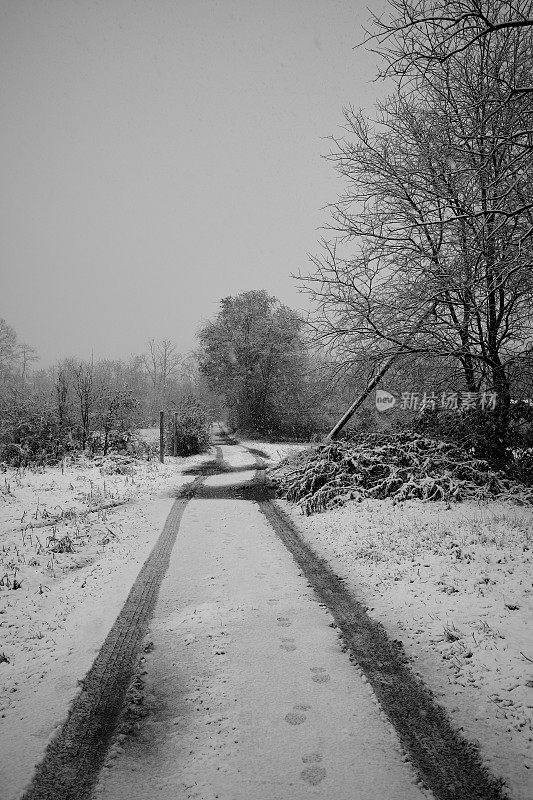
[94,454,431,800]
[238,439,311,464]
[0,450,210,800]
[278,495,533,800]
[1,433,531,799]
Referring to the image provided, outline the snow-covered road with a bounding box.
[94,443,429,800]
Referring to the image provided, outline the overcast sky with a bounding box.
[1,0,385,367]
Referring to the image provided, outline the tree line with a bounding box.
[3,0,533,466]
[0,318,216,464]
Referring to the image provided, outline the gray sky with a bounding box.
[1,0,385,367]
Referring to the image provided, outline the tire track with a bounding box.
[21,477,203,800]
[259,495,506,800]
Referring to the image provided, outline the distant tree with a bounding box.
[198,290,313,435]
[0,319,19,377]
[142,338,181,416]
[49,361,72,432]
[99,390,138,455]
[0,319,38,411]
[72,360,96,449]
[168,395,211,455]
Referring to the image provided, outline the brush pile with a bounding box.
[270,432,533,514]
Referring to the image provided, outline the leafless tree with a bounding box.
[367,0,533,95]
[72,360,96,449]
[303,13,533,457]
[142,338,181,415]
[53,364,71,430]
[0,319,38,411]
[18,343,38,383]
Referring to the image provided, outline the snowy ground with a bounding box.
[238,439,311,463]
[277,494,533,800]
[1,432,531,799]
[238,436,533,797]
[94,443,430,800]
[0,447,211,800]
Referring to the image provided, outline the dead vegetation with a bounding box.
[270,433,533,515]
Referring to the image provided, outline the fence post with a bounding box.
[159,410,165,463]
[173,412,178,457]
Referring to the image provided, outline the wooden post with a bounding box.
[159,410,165,463]
[173,412,178,457]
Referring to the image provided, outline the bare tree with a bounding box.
[53,364,71,431]
[142,339,181,416]
[367,0,533,95]
[0,319,37,407]
[304,13,533,458]
[18,343,38,383]
[72,360,96,449]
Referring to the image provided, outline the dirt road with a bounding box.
[91,438,430,799]
[24,433,505,800]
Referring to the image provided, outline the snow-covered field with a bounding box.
[278,494,533,800]
[0,446,210,800]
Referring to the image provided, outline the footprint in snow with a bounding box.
[285,711,306,725]
[285,703,311,724]
[310,667,331,683]
[280,637,297,652]
[276,616,291,627]
[302,752,323,763]
[301,765,327,785]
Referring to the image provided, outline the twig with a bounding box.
[11,499,130,534]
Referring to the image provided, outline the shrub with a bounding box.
[270,431,533,515]
[0,404,75,466]
[167,397,210,456]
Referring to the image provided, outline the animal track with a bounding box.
[285,711,306,725]
[276,616,291,627]
[310,667,331,683]
[285,702,311,725]
[280,637,296,652]
[302,752,322,763]
[301,765,327,785]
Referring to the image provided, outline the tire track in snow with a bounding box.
[221,431,504,798]
[192,434,506,799]
[259,493,506,800]
[21,477,204,800]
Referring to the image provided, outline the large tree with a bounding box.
[303,1,533,458]
[368,0,533,95]
[198,290,311,434]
